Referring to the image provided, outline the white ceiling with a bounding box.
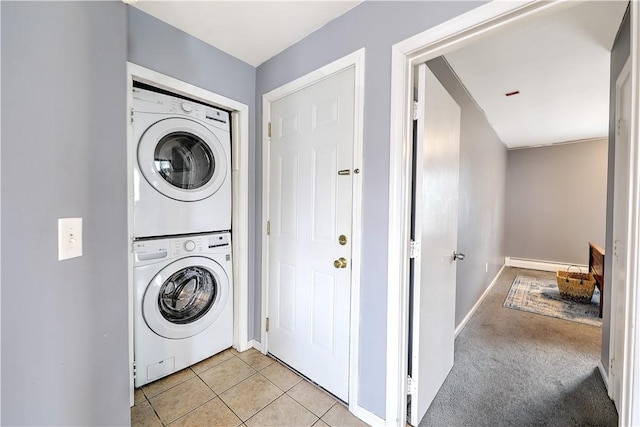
[131,0,362,67]
[444,1,628,149]
[132,1,627,149]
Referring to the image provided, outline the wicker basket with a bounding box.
[556,265,596,303]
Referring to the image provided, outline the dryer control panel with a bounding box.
[132,87,230,132]
[134,232,231,266]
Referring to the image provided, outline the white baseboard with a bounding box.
[598,360,609,391]
[505,257,588,273]
[350,403,386,427]
[455,264,506,337]
[248,339,262,352]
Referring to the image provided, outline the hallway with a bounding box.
[419,267,617,426]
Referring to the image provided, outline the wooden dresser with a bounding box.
[589,242,605,318]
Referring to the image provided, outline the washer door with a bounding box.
[138,117,228,202]
[142,256,230,339]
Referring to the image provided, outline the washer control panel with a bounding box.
[134,232,231,265]
[172,237,203,256]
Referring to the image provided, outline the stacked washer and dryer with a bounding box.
[131,86,233,387]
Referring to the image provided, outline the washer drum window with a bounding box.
[158,266,217,324]
[143,257,230,339]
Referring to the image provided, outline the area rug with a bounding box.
[503,275,601,327]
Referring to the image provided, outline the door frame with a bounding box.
[387,1,640,426]
[261,48,367,419]
[609,56,631,406]
[126,62,251,405]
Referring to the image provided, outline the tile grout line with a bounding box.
[257,361,303,393]
[161,374,220,427]
[284,384,337,420]
[196,365,253,427]
[242,392,291,427]
[190,349,240,377]
[140,367,198,401]
[236,371,286,423]
[194,355,271,425]
[205,357,259,396]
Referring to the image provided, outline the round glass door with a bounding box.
[143,257,230,339]
[138,117,228,202]
[154,132,215,191]
[158,266,217,325]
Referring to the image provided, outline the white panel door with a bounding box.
[409,64,461,426]
[267,67,355,401]
[610,60,631,409]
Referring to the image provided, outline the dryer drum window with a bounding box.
[158,266,218,324]
[154,132,215,190]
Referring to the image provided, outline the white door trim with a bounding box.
[261,48,368,421]
[126,62,251,406]
[387,1,640,426]
[609,56,631,406]
[623,4,640,425]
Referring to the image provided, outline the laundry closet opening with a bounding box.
[126,63,251,406]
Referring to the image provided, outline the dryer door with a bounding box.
[142,256,230,339]
[138,117,228,201]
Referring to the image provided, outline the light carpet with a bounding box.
[503,275,601,327]
[420,267,616,427]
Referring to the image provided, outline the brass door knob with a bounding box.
[333,257,348,269]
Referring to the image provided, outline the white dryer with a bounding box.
[133,232,233,387]
[132,87,231,238]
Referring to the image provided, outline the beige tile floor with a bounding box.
[131,347,370,427]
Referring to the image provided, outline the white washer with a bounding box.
[133,232,233,387]
[132,87,231,238]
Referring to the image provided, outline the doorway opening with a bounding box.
[126,62,251,406]
[391,2,638,426]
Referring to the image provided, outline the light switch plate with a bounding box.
[58,217,83,260]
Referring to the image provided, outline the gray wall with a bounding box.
[255,1,487,416]
[603,6,630,374]
[127,7,258,337]
[427,58,508,327]
[1,2,130,425]
[506,139,608,264]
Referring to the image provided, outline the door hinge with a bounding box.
[409,240,421,259]
[617,118,622,136]
[266,317,270,332]
[407,375,417,395]
[413,101,419,121]
[268,122,272,138]
[266,220,271,236]
[130,108,134,124]
[133,361,137,380]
